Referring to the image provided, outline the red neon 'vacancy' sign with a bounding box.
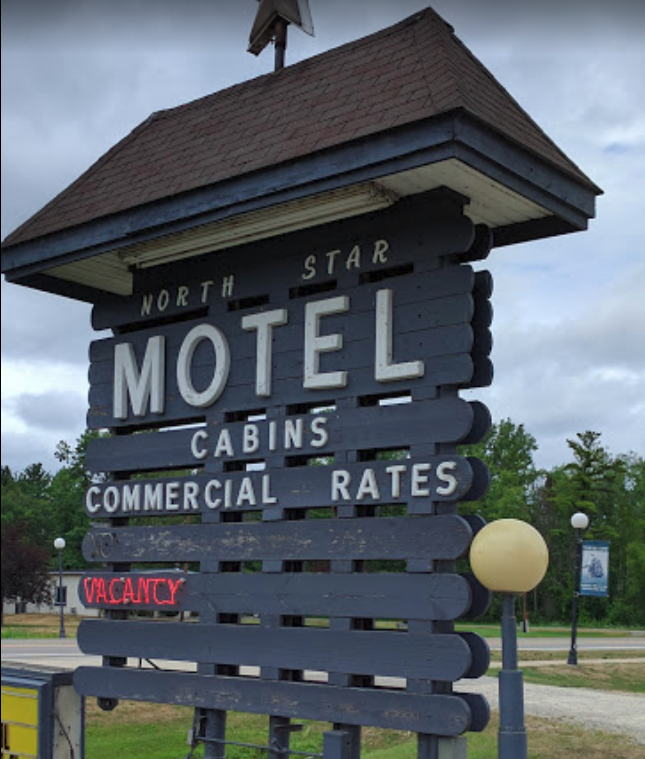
[82,575,184,607]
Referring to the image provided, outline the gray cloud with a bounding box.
[495,264,645,375]
[1,281,95,365]
[1,429,74,474]
[472,261,645,467]
[2,389,87,474]
[9,391,87,433]
[480,370,643,470]
[2,0,644,473]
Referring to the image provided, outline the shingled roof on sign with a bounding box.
[1,7,601,301]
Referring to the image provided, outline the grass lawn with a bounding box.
[1,613,82,639]
[454,622,635,638]
[489,649,645,663]
[85,701,645,759]
[2,614,638,640]
[515,662,645,694]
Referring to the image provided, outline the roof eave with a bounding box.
[2,110,600,301]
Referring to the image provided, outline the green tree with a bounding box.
[556,431,624,524]
[46,467,90,568]
[1,463,52,545]
[1,522,52,622]
[606,454,645,625]
[530,468,576,621]
[457,419,540,622]
[534,432,642,624]
[48,431,100,569]
[1,432,99,579]
[460,423,645,626]
[460,418,539,521]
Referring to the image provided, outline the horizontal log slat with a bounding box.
[81,514,473,563]
[92,236,476,330]
[85,397,483,473]
[77,571,472,619]
[84,455,477,518]
[74,666,483,735]
[78,619,476,681]
[88,354,474,429]
[89,284,475,364]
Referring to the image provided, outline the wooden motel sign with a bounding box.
[0,4,602,751]
[75,192,494,736]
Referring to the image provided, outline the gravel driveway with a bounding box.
[458,675,645,744]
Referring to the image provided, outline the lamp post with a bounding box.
[470,519,549,759]
[567,511,589,665]
[53,537,66,639]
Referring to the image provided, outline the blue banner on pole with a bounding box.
[580,540,610,597]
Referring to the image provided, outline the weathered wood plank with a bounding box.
[457,401,491,446]
[85,397,481,473]
[457,632,490,679]
[455,691,490,732]
[459,573,492,620]
[86,426,203,473]
[92,266,475,342]
[90,326,456,386]
[78,619,475,681]
[462,457,490,500]
[464,357,493,389]
[84,455,476,518]
[473,269,493,300]
[87,270,479,429]
[91,204,475,330]
[88,355,474,430]
[73,666,482,735]
[81,515,473,564]
[464,269,494,389]
[89,291,474,368]
[77,571,473,620]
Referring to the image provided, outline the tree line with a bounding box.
[460,423,645,626]
[2,423,644,626]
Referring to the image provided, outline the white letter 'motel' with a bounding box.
[241,308,288,397]
[375,288,424,382]
[113,336,165,419]
[303,295,349,390]
[177,324,231,407]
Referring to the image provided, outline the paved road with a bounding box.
[490,635,645,652]
[3,638,91,666]
[3,637,644,744]
[4,635,644,666]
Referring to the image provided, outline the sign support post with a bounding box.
[567,512,590,665]
[469,519,549,759]
[498,594,526,759]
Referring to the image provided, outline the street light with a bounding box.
[470,519,549,759]
[53,537,66,639]
[567,511,590,665]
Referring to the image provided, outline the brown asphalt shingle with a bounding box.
[4,7,596,247]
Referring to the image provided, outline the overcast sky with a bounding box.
[2,0,644,475]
